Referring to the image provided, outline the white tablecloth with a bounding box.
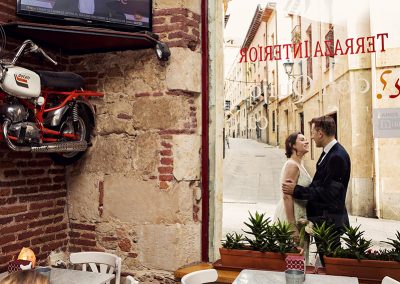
[233,269,359,284]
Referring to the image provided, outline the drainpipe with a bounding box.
[274,9,280,146]
[201,0,210,261]
[371,52,381,218]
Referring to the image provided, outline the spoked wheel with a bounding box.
[49,110,92,165]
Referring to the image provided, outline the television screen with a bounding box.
[17,0,152,31]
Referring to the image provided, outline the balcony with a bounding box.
[291,25,301,44]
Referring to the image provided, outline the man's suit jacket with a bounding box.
[293,142,351,229]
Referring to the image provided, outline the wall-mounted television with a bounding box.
[17,0,152,32]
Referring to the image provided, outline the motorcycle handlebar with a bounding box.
[10,39,58,66]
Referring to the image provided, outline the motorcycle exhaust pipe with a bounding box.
[3,120,88,153]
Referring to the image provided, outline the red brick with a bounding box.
[153,17,166,25]
[45,224,66,234]
[0,197,17,206]
[53,175,65,183]
[0,161,15,169]
[118,238,131,252]
[70,239,96,247]
[153,92,163,97]
[31,234,56,245]
[48,169,65,175]
[160,158,173,165]
[135,92,151,97]
[21,169,45,176]
[127,252,138,258]
[153,8,188,17]
[69,231,81,238]
[81,233,96,240]
[0,234,15,246]
[0,216,13,225]
[42,207,64,217]
[161,142,173,148]
[160,150,173,156]
[101,236,118,242]
[15,211,40,222]
[159,181,169,190]
[71,223,96,231]
[159,175,174,182]
[158,167,173,174]
[12,187,39,195]
[18,228,44,240]
[0,223,28,235]
[41,241,64,252]
[56,199,66,206]
[56,233,68,240]
[7,152,33,159]
[117,113,133,120]
[30,201,54,210]
[170,15,187,23]
[27,177,52,185]
[0,188,11,196]
[0,205,27,216]
[2,240,30,254]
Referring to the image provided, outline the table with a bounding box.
[233,269,359,284]
[0,267,115,284]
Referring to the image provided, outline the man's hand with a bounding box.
[282,179,296,195]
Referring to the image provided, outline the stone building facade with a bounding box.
[224,0,400,220]
[0,0,206,282]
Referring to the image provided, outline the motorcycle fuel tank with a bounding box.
[0,66,41,98]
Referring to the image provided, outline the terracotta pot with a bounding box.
[324,256,400,283]
[219,247,301,271]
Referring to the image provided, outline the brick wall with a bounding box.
[0,2,70,271]
[0,145,69,271]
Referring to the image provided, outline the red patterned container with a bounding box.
[7,260,32,273]
[285,255,305,272]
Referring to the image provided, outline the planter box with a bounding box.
[219,247,301,271]
[324,256,400,283]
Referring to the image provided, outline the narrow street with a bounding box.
[222,137,400,250]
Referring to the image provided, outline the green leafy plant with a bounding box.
[242,211,271,252]
[274,220,297,253]
[312,222,338,257]
[380,231,400,262]
[335,225,372,260]
[222,232,246,249]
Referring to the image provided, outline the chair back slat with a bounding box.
[89,262,100,273]
[69,252,121,284]
[181,269,218,284]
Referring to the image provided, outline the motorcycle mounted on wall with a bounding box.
[0,38,103,165]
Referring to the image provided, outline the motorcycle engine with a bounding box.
[1,103,41,144]
[8,122,41,144]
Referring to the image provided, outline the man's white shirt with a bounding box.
[318,139,337,165]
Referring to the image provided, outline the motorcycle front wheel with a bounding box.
[49,108,92,165]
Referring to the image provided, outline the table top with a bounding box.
[0,267,115,284]
[233,269,359,284]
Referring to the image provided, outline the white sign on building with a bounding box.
[373,108,400,138]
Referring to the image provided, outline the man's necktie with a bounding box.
[316,151,326,166]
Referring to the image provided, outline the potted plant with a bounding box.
[218,211,302,271]
[313,223,400,283]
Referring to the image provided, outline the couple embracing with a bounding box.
[274,116,351,265]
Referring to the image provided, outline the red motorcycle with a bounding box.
[0,39,103,165]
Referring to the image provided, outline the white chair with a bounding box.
[70,252,121,284]
[181,269,218,284]
[126,275,139,284]
[382,277,400,284]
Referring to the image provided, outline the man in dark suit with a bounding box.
[282,115,351,262]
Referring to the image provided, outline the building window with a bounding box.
[272,111,276,132]
[306,25,313,86]
[299,112,304,134]
[325,25,334,69]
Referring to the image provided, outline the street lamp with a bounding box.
[283,60,294,77]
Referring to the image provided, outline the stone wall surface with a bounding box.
[65,6,203,283]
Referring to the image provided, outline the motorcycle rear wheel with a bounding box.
[49,109,92,165]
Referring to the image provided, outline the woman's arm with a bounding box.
[282,162,300,233]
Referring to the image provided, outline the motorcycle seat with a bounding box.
[35,71,85,90]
